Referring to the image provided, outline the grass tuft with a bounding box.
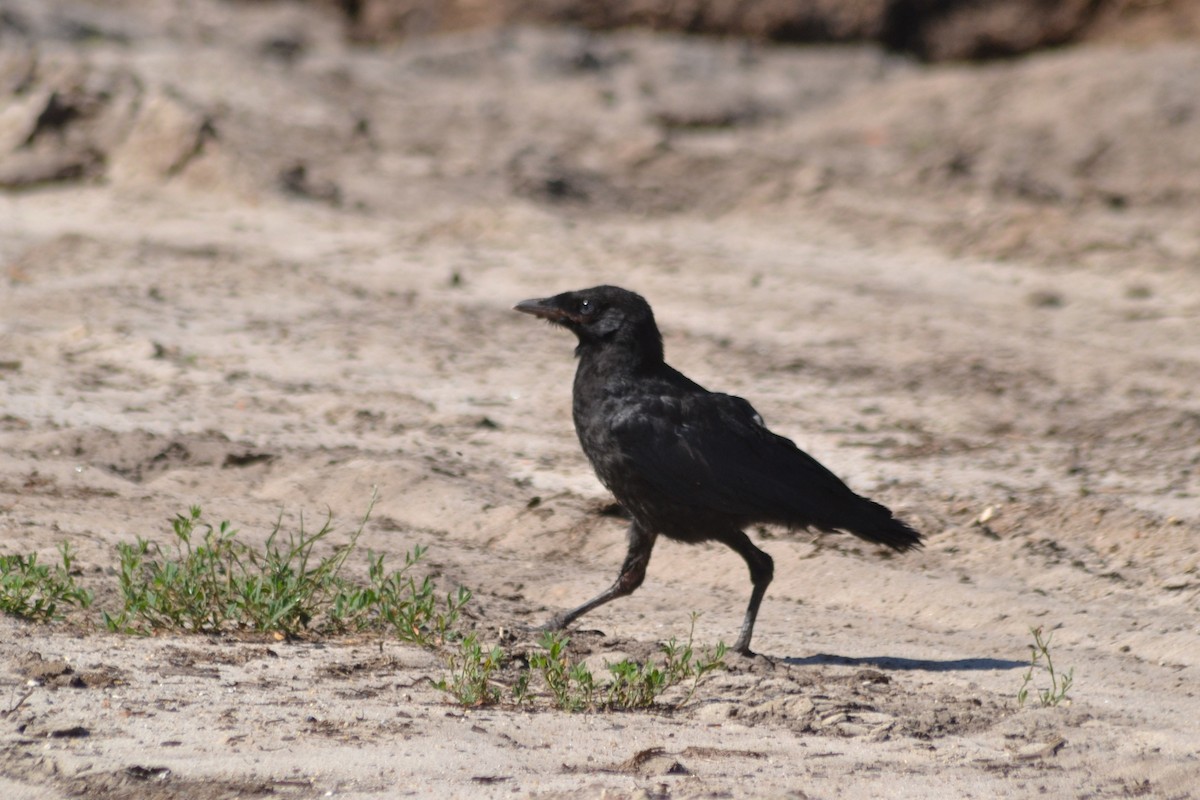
[441,613,727,711]
[104,492,464,641]
[0,543,93,622]
[437,633,505,706]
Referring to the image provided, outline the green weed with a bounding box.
[447,615,728,711]
[437,633,505,706]
[1018,625,1074,707]
[335,548,471,646]
[104,494,465,640]
[527,630,597,711]
[0,543,93,622]
[658,616,730,707]
[104,504,358,635]
[599,615,728,710]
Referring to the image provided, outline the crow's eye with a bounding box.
[579,298,593,316]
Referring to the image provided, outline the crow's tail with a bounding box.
[843,496,923,552]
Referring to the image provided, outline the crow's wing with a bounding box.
[609,391,856,529]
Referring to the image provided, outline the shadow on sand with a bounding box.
[784,653,1027,672]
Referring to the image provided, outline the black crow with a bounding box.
[515,285,921,655]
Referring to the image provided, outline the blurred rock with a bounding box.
[108,90,215,186]
[309,0,1200,60]
[0,50,239,193]
[0,56,140,188]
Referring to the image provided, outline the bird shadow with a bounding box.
[783,653,1027,672]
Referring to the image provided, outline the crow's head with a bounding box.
[515,285,662,360]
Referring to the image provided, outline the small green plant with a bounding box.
[104,504,359,635]
[604,656,664,709]
[437,633,504,706]
[526,632,599,711]
[528,631,594,711]
[0,543,93,622]
[104,494,467,641]
[510,615,727,712]
[602,614,728,709]
[338,548,471,646]
[1018,625,1074,707]
[510,669,531,705]
[660,615,729,707]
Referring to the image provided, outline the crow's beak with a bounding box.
[514,297,568,322]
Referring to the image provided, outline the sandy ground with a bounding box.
[1,1,1199,798]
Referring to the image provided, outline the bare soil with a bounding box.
[1,1,1198,798]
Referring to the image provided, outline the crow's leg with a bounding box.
[542,521,657,632]
[721,529,774,656]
